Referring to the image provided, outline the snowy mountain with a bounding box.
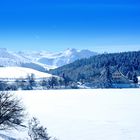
[0,48,97,71]
[36,48,97,68]
[0,48,29,66]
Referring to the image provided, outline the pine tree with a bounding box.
[133,72,138,84]
[100,64,112,88]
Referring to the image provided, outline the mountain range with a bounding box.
[0,48,97,71]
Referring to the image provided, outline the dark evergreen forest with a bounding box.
[50,51,140,84]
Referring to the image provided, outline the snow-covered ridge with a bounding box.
[17,48,97,68]
[0,67,53,79]
[0,48,29,66]
[0,48,97,70]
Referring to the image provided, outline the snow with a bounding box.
[0,134,15,140]
[36,48,96,68]
[138,76,140,84]
[3,89,140,140]
[0,48,96,69]
[0,67,52,79]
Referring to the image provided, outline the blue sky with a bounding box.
[0,0,140,52]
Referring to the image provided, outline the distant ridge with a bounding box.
[0,48,97,71]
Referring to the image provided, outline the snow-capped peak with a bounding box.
[63,48,77,56]
[0,48,97,70]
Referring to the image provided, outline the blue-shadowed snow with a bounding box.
[2,89,139,140]
[138,77,140,84]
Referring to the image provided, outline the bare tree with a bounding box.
[48,77,58,89]
[28,117,51,140]
[0,92,25,130]
[27,74,36,89]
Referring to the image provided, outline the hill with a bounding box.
[0,67,53,79]
[50,51,140,87]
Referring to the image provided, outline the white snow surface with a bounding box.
[138,76,140,84]
[0,48,97,70]
[3,89,140,140]
[0,67,52,79]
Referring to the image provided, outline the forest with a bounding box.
[50,51,140,88]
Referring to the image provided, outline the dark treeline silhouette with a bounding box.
[50,51,140,88]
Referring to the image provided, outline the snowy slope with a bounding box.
[3,89,140,140]
[0,48,97,70]
[0,48,29,66]
[0,67,53,79]
[36,48,97,67]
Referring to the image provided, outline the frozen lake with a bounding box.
[3,89,140,140]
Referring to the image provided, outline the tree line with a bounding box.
[0,73,75,91]
[50,51,140,87]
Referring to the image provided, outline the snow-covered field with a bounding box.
[1,89,140,140]
[0,67,52,79]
